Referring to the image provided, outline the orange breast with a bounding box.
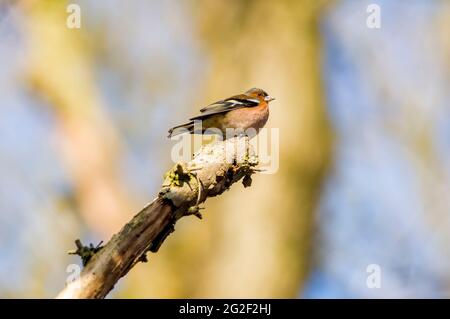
[201,102,269,134]
[224,102,269,131]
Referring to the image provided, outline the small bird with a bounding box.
[168,88,275,138]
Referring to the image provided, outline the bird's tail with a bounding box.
[167,121,195,138]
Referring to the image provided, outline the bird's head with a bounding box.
[246,88,275,103]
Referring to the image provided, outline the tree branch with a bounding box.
[56,136,258,299]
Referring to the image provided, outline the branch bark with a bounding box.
[56,136,258,299]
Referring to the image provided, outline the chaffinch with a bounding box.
[168,88,275,138]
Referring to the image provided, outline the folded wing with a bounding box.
[190,94,259,120]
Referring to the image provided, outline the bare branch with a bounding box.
[56,136,258,299]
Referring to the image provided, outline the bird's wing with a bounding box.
[189,94,259,120]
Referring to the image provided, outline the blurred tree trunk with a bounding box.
[20,0,332,298]
[175,0,333,297]
[22,0,133,237]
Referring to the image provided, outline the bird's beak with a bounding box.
[265,96,275,102]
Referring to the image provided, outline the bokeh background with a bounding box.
[1,0,449,298]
